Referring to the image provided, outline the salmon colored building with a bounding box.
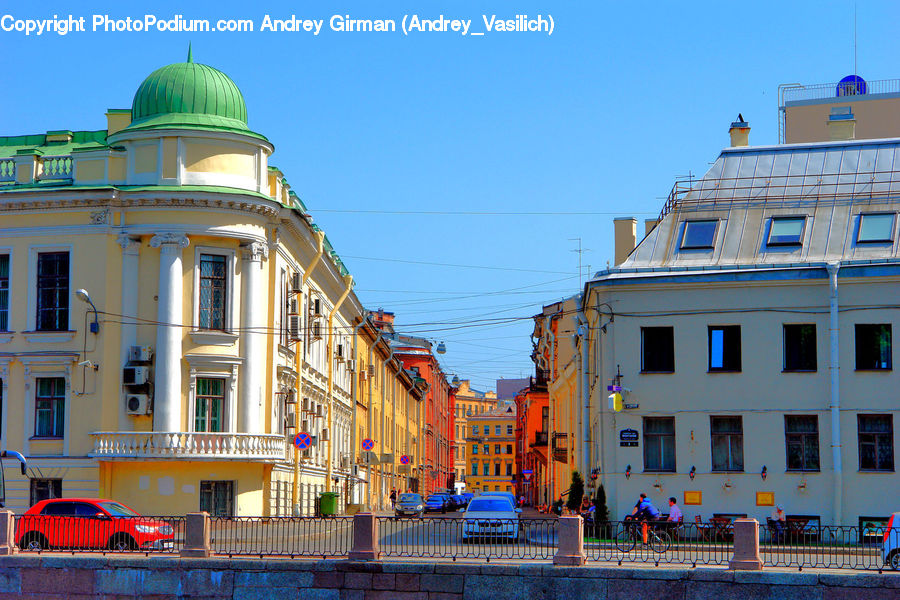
[514,378,548,506]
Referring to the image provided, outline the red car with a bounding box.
[16,498,175,552]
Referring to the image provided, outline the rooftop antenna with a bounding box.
[569,238,591,287]
[853,3,857,76]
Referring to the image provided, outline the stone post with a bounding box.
[348,512,380,561]
[181,512,211,558]
[0,510,17,555]
[729,518,763,570]
[553,515,585,566]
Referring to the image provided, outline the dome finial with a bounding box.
[187,42,193,63]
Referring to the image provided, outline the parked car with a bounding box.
[16,498,175,552]
[451,494,468,510]
[424,494,451,513]
[884,512,900,569]
[462,492,475,505]
[481,491,518,508]
[461,496,521,541]
[395,493,425,518]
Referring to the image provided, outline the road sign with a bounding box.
[607,385,622,392]
[400,455,410,465]
[294,432,312,450]
[619,428,638,447]
[522,469,533,475]
[362,438,374,451]
[523,473,533,482]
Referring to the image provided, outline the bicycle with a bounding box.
[614,519,671,553]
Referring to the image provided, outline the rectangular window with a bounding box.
[199,254,227,330]
[494,425,501,435]
[858,415,894,471]
[857,213,895,243]
[482,463,489,476]
[472,444,478,455]
[34,377,65,438]
[506,444,513,455]
[541,407,548,432]
[0,255,8,331]
[494,462,500,476]
[195,378,225,432]
[641,327,675,372]
[472,426,478,435]
[494,444,501,455]
[708,325,741,371]
[200,480,234,516]
[784,324,817,371]
[681,220,718,249]
[643,417,675,472]
[856,324,892,370]
[36,252,69,331]
[471,461,478,476]
[768,216,806,246]
[785,415,820,471]
[710,416,743,471]
[507,425,513,435]
[506,463,512,476]
[483,445,489,455]
[29,478,62,506]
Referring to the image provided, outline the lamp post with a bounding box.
[75,288,99,334]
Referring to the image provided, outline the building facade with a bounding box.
[452,380,497,491]
[465,405,517,494]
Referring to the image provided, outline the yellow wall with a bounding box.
[75,159,105,182]
[133,144,157,174]
[184,141,255,177]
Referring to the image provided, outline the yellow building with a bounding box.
[452,380,497,491]
[465,405,517,494]
[0,52,421,516]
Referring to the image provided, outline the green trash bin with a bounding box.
[319,492,339,516]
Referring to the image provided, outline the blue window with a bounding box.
[681,220,718,249]
[768,217,805,246]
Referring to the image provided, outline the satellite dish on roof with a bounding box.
[836,75,866,97]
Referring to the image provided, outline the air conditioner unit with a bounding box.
[301,420,310,432]
[311,320,322,340]
[291,272,303,294]
[301,448,311,459]
[302,398,312,414]
[288,297,298,315]
[125,394,151,415]
[284,389,297,404]
[288,315,301,341]
[123,366,150,386]
[315,404,324,418]
[346,358,356,372]
[320,428,330,442]
[286,412,297,428]
[128,346,153,363]
[367,365,376,378]
[381,453,394,464]
[335,344,344,362]
[340,455,351,469]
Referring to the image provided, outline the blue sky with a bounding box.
[2,0,898,390]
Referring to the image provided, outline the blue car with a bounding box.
[424,494,450,513]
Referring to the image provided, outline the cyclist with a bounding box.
[626,493,660,523]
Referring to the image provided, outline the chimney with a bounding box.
[827,106,856,141]
[613,217,637,266]
[728,114,750,147]
[644,218,659,237]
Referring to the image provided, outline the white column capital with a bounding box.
[150,232,190,251]
[241,241,269,262]
[117,233,141,253]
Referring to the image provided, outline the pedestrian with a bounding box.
[519,494,525,508]
[389,489,397,509]
[666,497,682,523]
[771,504,786,542]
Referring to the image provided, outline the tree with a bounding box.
[566,471,585,513]
[593,484,610,523]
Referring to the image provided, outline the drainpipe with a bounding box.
[350,318,366,506]
[546,315,556,505]
[366,331,384,510]
[571,324,582,477]
[827,262,843,524]
[326,273,354,493]
[575,308,590,482]
[380,344,395,507]
[292,230,326,516]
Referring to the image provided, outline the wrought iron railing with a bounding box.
[760,524,886,570]
[15,514,184,555]
[208,516,353,558]
[584,520,733,567]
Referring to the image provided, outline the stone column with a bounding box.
[117,234,141,432]
[729,518,763,570]
[0,510,17,555]
[553,515,586,566]
[239,242,267,433]
[149,233,189,432]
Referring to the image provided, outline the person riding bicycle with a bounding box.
[625,493,660,523]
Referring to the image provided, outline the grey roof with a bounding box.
[622,137,900,270]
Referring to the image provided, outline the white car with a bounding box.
[883,512,900,570]
[461,496,520,541]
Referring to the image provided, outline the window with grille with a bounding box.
[710,416,743,471]
[30,479,61,506]
[198,254,227,330]
[0,255,8,331]
[858,415,894,471]
[195,378,225,432]
[785,415,820,471]
[36,252,68,331]
[643,417,675,472]
[856,324,892,370]
[200,480,234,516]
[34,377,65,438]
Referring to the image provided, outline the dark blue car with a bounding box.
[424,494,450,513]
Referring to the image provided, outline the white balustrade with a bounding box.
[36,155,73,180]
[89,431,287,461]
[0,158,15,182]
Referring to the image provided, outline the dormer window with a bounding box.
[858,213,895,243]
[768,216,806,246]
[680,220,718,249]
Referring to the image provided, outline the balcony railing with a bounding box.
[89,431,288,462]
[533,431,548,446]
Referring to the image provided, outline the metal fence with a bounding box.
[584,521,733,567]
[377,516,558,561]
[14,514,184,555]
[208,516,353,558]
[760,525,887,571]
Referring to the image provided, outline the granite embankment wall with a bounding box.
[0,555,897,599]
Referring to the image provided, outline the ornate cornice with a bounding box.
[241,241,269,262]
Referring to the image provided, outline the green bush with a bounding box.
[593,484,610,523]
[566,471,584,513]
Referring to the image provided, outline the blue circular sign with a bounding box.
[400,455,410,465]
[294,432,312,450]
[362,438,374,451]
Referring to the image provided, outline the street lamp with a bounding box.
[435,341,446,354]
[75,288,99,334]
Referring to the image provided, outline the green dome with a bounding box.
[123,53,265,141]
